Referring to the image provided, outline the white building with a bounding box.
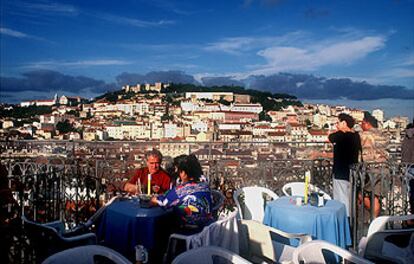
[372,109,384,123]
[231,103,263,114]
[185,92,233,101]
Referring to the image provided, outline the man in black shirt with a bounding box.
[329,113,361,216]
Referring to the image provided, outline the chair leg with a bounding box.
[163,238,187,263]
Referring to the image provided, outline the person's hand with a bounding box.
[150,196,159,206]
[152,185,160,193]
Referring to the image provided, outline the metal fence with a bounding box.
[0,140,411,262]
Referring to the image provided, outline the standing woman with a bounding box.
[151,154,213,234]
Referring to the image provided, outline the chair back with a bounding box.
[366,214,414,238]
[363,228,414,264]
[42,245,132,264]
[282,182,332,200]
[164,209,240,262]
[358,214,414,256]
[188,209,240,253]
[172,246,252,264]
[211,190,225,219]
[233,186,278,222]
[292,240,374,264]
[238,219,312,263]
[22,215,64,262]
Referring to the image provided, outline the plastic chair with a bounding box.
[238,219,312,264]
[292,240,374,264]
[211,189,225,219]
[358,214,414,255]
[68,195,121,235]
[172,246,252,264]
[282,182,332,200]
[363,228,414,264]
[165,209,240,262]
[233,186,278,222]
[42,245,132,264]
[22,215,97,262]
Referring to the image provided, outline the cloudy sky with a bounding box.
[1,0,413,118]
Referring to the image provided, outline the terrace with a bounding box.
[0,140,412,263]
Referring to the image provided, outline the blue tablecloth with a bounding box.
[263,196,352,248]
[97,198,173,261]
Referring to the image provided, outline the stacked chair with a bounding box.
[42,245,132,264]
[282,182,331,200]
[233,186,279,222]
[358,214,414,264]
[292,240,374,264]
[172,246,252,264]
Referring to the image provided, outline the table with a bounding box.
[96,198,173,262]
[263,196,352,248]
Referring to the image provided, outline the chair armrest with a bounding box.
[43,221,65,234]
[61,232,97,247]
[239,220,312,263]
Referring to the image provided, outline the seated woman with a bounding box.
[151,154,213,234]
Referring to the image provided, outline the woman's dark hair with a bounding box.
[363,112,378,128]
[174,154,203,181]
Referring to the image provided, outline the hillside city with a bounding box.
[0,82,410,162]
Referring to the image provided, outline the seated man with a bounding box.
[151,154,213,234]
[124,149,171,195]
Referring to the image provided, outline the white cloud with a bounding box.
[204,31,309,54]
[0,27,46,41]
[0,27,29,38]
[204,37,255,54]
[96,13,175,28]
[251,36,386,75]
[24,59,132,69]
[24,2,78,14]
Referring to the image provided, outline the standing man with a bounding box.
[329,113,362,215]
[124,149,171,195]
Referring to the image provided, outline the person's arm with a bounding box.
[152,187,178,207]
[328,131,342,143]
[123,169,141,194]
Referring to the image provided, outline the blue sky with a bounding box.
[1,0,413,118]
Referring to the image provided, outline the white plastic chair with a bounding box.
[358,214,414,256]
[165,209,240,262]
[172,246,252,264]
[282,182,332,200]
[68,195,121,235]
[42,245,132,264]
[363,228,414,264]
[292,240,374,264]
[233,186,278,222]
[238,219,312,264]
[211,189,225,219]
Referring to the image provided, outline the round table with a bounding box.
[263,196,352,248]
[97,198,173,262]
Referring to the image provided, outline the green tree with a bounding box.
[56,120,76,134]
[259,111,272,121]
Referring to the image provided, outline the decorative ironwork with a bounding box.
[1,140,409,262]
[350,162,412,248]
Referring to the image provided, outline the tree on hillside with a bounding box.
[56,120,76,134]
[259,111,272,122]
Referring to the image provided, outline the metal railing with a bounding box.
[0,140,410,262]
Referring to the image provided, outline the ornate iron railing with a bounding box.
[350,162,413,248]
[0,140,409,262]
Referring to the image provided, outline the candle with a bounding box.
[147,174,151,195]
[304,171,310,204]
